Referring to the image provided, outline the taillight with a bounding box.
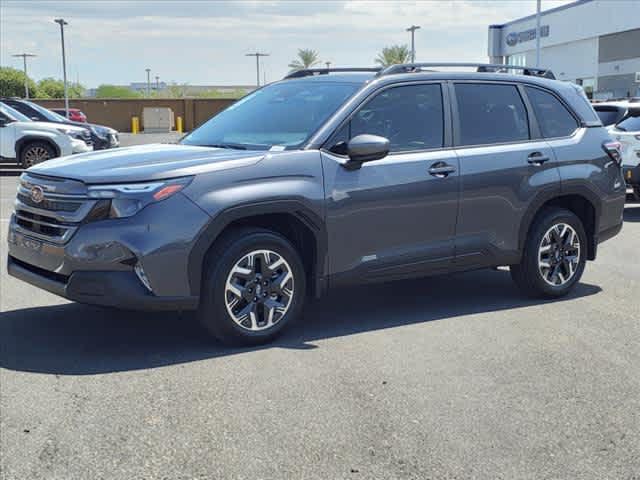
[602,141,622,165]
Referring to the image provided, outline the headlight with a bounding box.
[57,128,84,140]
[90,125,110,139]
[87,177,193,219]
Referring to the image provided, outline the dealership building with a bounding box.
[488,0,640,99]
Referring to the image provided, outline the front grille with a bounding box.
[14,173,96,244]
[17,192,82,212]
[15,211,69,238]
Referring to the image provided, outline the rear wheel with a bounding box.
[511,208,587,298]
[198,228,306,345]
[20,141,56,168]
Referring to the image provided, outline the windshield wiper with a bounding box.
[204,143,247,150]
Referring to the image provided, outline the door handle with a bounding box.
[429,162,456,177]
[527,152,550,165]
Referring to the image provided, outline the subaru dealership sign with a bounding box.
[506,25,550,46]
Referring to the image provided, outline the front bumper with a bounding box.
[7,192,209,311]
[8,256,198,310]
[623,164,640,187]
[93,133,119,150]
[71,138,93,154]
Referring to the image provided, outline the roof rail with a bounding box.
[284,67,382,79]
[378,63,556,79]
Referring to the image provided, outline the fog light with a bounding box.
[134,262,153,293]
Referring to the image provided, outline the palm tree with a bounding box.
[288,49,321,71]
[375,45,411,67]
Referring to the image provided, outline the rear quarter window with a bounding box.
[525,86,578,138]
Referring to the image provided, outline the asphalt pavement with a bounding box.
[1,144,639,479]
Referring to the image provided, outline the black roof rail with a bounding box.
[378,63,556,80]
[284,67,382,79]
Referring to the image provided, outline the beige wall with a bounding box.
[33,98,237,132]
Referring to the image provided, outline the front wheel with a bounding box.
[20,141,56,168]
[198,228,306,346]
[511,208,587,298]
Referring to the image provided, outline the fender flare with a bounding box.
[518,183,601,258]
[15,135,61,162]
[187,200,327,298]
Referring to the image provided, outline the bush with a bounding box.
[95,84,142,98]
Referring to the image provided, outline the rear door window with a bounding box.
[454,83,529,146]
[525,86,578,138]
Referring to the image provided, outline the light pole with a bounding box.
[325,61,331,69]
[535,0,542,67]
[145,68,151,97]
[12,53,36,99]
[406,25,421,63]
[54,18,69,118]
[155,75,160,92]
[245,52,269,87]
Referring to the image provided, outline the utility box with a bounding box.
[142,107,174,133]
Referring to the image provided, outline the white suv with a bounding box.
[606,106,640,199]
[0,103,92,167]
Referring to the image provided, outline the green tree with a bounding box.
[375,45,411,67]
[288,49,321,71]
[0,66,38,98]
[95,84,141,98]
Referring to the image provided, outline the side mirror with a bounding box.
[344,134,390,170]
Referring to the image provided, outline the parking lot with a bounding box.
[0,138,639,479]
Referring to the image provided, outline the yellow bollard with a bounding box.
[131,116,140,134]
[176,116,183,134]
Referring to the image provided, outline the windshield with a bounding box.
[615,111,640,132]
[594,107,625,126]
[0,103,31,122]
[25,101,68,122]
[181,81,361,150]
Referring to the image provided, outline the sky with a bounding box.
[1,0,574,87]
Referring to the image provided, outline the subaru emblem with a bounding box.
[30,185,45,204]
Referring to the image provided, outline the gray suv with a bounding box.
[7,63,626,345]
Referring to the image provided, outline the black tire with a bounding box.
[198,227,306,346]
[20,141,56,168]
[511,207,587,299]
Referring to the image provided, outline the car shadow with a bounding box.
[624,196,640,222]
[0,269,602,376]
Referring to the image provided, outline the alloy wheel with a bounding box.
[224,249,294,331]
[538,223,581,286]
[23,146,52,167]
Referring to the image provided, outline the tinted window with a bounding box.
[615,112,640,132]
[349,84,444,152]
[526,87,578,138]
[454,83,529,146]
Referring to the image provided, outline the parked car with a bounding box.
[51,107,87,123]
[7,63,625,345]
[1,98,119,150]
[607,107,640,199]
[593,103,628,126]
[0,103,92,167]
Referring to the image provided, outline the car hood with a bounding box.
[28,143,266,184]
[20,121,87,134]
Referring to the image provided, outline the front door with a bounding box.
[321,82,460,285]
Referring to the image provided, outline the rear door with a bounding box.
[322,82,460,284]
[451,81,559,268]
